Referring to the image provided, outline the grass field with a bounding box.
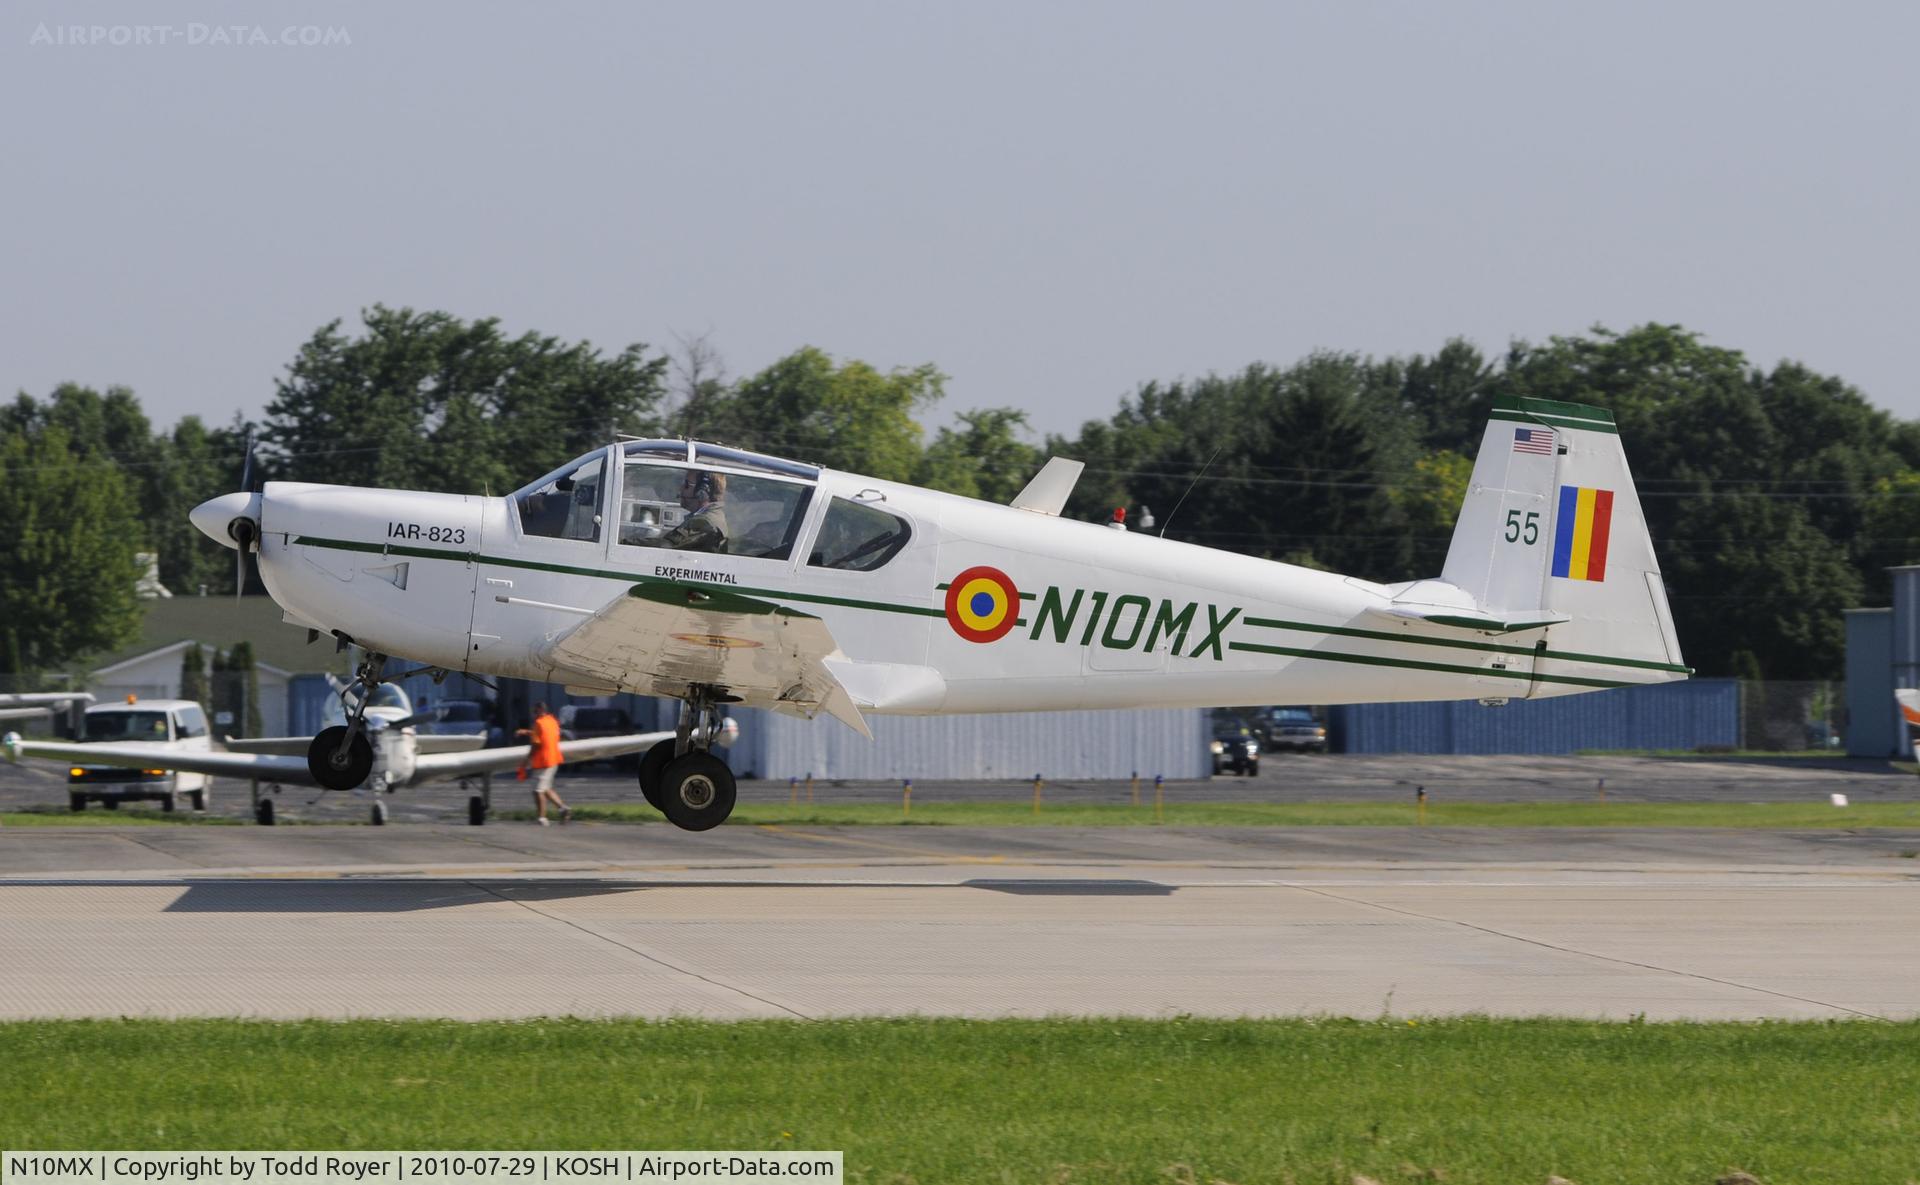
[0,809,235,826]
[3,1017,1916,1183]
[527,799,1920,829]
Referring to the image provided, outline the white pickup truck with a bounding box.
[66,698,213,812]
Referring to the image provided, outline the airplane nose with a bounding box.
[189,491,264,550]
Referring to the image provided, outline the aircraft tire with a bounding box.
[658,752,736,832]
[255,799,275,826]
[637,739,676,812]
[161,791,177,812]
[308,726,374,791]
[189,788,208,812]
[467,795,486,826]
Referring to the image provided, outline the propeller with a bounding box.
[234,428,258,602]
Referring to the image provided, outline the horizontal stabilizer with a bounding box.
[1366,580,1568,634]
[1010,457,1084,516]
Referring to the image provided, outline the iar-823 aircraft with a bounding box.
[161,394,1684,832]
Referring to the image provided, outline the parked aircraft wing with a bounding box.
[0,692,94,722]
[225,732,486,756]
[409,730,675,785]
[0,734,321,786]
[540,584,871,737]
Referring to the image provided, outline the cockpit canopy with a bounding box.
[510,440,910,569]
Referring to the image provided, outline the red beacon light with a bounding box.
[1107,507,1128,531]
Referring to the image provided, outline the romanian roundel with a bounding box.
[944,566,1020,643]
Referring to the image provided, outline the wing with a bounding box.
[225,732,486,756]
[538,584,871,736]
[1,736,320,786]
[0,692,94,722]
[409,730,674,785]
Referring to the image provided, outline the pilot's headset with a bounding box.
[686,471,720,503]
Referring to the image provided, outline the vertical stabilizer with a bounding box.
[1442,396,1687,695]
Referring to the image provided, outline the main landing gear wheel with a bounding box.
[637,738,677,812]
[658,752,737,832]
[308,725,374,791]
[255,798,276,826]
[468,795,487,826]
[189,788,208,811]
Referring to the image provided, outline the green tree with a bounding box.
[916,409,1044,501]
[265,306,670,494]
[211,643,262,738]
[179,643,209,711]
[691,347,944,482]
[0,423,144,676]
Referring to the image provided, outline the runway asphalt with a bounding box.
[3,818,1918,1023]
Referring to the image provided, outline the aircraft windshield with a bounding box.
[515,453,606,543]
[84,710,170,742]
[618,461,814,560]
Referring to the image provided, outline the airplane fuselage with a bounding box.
[237,444,1664,717]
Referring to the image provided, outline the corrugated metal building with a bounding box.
[725,707,1210,781]
[1845,608,1896,758]
[1328,679,1739,755]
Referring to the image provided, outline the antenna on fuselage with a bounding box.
[1157,446,1221,539]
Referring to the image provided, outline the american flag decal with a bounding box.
[1511,427,1554,455]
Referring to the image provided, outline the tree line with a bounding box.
[4,309,1915,683]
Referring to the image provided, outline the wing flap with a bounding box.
[540,584,871,734]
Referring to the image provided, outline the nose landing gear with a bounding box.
[639,685,738,832]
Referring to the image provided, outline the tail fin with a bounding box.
[1433,395,1687,695]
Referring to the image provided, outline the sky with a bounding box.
[3,0,1916,445]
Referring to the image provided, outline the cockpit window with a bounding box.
[693,443,820,481]
[807,497,912,571]
[515,454,606,542]
[617,462,814,559]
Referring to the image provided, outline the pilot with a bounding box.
[651,470,729,553]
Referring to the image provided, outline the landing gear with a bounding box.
[307,652,385,791]
[658,752,736,831]
[370,800,388,826]
[649,685,739,831]
[637,738,676,812]
[255,798,276,826]
[467,796,487,826]
[189,787,208,811]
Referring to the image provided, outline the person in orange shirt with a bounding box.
[516,701,571,825]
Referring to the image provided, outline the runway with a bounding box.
[2,823,1918,1022]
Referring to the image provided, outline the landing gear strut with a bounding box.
[307,652,383,791]
[641,685,738,831]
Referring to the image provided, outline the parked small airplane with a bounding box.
[104,394,1680,832]
[3,682,683,825]
[0,691,94,723]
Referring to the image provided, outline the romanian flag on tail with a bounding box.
[1551,485,1614,581]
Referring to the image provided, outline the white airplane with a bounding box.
[3,680,683,825]
[124,393,1680,832]
[0,691,94,723]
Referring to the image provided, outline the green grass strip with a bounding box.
[0,810,239,827]
[533,800,1920,829]
[2,1017,1916,1182]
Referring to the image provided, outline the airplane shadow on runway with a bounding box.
[961,879,1176,896]
[5,877,1179,914]
[155,880,652,913]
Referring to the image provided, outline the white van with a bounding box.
[67,699,213,812]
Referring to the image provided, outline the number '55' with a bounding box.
[1504,509,1540,545]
